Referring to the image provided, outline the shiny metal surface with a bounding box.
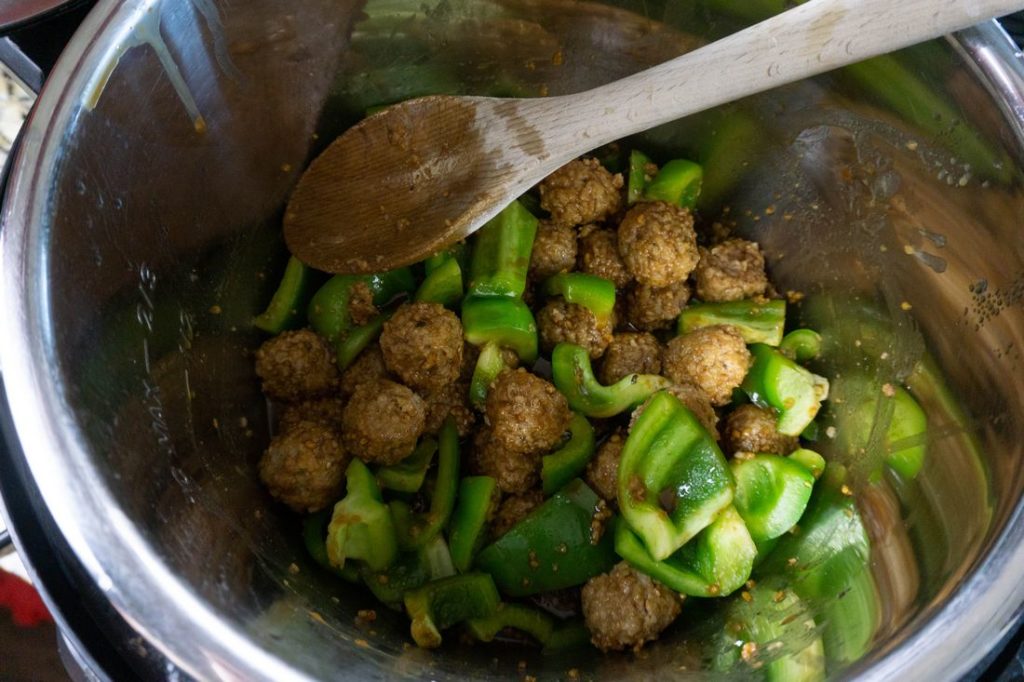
[0,0,75,32]
[2,0,1024,679]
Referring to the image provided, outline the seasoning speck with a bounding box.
[209,305,222,315]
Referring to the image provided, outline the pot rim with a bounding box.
[2,1,1023,679]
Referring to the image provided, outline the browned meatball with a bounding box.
[339,345,389,398]
[598,333,662,385]
[625,281,690,331]
[617,201,699,287]
[529,220,578,281]
[539,158,624,227]
[258,420,349,513]
[254,329,338,402]
[662,325,751,406]
[421,382,476,438]
[693,239,769,303]
[630,383,718,440]
[471,426,542,494]
[582,562,682,652]
[492,489,545,537]
[585,431,625,503]
[537,300,614,360]
[341,379,426,465]
[380,302,463,393]
[348,280,379,326]
[578,228,632,288]
[278,396,345,434]
[723,404,797,455]
[485,369,571,455]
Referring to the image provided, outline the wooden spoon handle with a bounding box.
[529,0,1024,151]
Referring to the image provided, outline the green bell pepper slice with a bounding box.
[462,295,538,364]
[542,273,616,327]
[335,313,388,371]
[829,374,928,481]
[885,385,927,480]
[468,341,514,409]
[551,343,671,418]
[254,256,318,333]
[448,476,500,573]
[643,158,703,208]
[301,509,359,582]
[544,621,592,653]
[678,299,786,346]
[713,580,826,682]
[758,465,879,665]
[731,454,816,543]
[466,602,555,645]
[415,254,464,309]
[404,573,501,648]
[377,437,437,493]
[475,479,617,597]
[615,506,756,597]
[424,242,470,277]
[789,448,826,479]
[308,267,415,342]
[627,149,655,204]
[618,391,734,561]
[780,328,823,362]
[391,419,461,550]
[742,344,830,437]
[541,413,596,496]
[467,199,538,299]
[361,535,455,605]
[326,459,398,572]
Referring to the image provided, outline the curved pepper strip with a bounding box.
[404,573,501,648]
[678,299,786,346]
[462,295,538,364]
[254,256,318,333]
[377,437,437,493]
[308,267,415,342]
[551,343,671,418]
[424,242,469,277]
[415,254,464,309]
[541,413,596,496]
[475,479,617,597]
[789,448,826,479]
[467,200,538,298]
[326,459,398,572]
[780,328,823,362]
[335,312,389,371]
[731,454,816,543]
[542,273,616,328]
[301,509,359,582]
[618,391,733,561]
[361,535,455,605]
[627,149,655,204]
[391,418,460,550]
[468,341,514,409]
[615,506,756,597]
[741,344,829,437]
[448,476,500,573]
[713,580,826,681]
[757,464,879,666]
[644,158,703,208]
[466,602,555,645]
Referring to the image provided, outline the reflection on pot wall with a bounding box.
[21,0,1024,678]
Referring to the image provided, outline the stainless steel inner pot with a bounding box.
[3,0,1024,679]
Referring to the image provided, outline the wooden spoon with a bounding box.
[285,0,1023,274]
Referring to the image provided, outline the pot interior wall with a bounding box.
[31,0,1024,678]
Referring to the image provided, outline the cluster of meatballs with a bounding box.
[253,155,797,654]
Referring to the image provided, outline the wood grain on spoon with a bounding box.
[285,0,1024,274]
